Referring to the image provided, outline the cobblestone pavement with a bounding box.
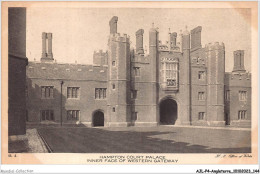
[37,126,251,153]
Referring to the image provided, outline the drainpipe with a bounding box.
[60,80,64,126]
[189,62,192,125]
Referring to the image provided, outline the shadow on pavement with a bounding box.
[36,127,251,153]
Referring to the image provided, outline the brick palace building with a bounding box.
[26,16,251,127]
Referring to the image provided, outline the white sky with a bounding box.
[26,8,251,72]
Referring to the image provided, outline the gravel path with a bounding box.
[27,129,48,153]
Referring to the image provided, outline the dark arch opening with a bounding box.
[160,99,178,125]
[93,111,104,127]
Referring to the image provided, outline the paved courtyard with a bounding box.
[37,126,251,153]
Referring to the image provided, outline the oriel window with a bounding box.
[161,61,178,87]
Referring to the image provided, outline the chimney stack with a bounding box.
[170,32,177,49]
[41,32,54,62]
[190,26,202,50]
[232,50,246,73]
[47,33,53,59]
[136,29,144,54]
[109,16,118,34]
[42,32,47,58]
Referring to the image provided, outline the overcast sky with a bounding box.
[26,7,251,72]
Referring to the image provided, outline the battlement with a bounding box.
[225,72,251,87]
[230,72,251,81]
[158,42,180,52]
[93,49,108,55]
[205,42,225,50]
[93,49,108,65]
[109,33,130,43]
[158,44,169,51]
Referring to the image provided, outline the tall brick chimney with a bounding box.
[47,33,53,59]
[170,32,177,49]
[232,50,246,73]
[42,32,47,58]
[109,16,118,34]
[135,29,144,54]
[190,26,202,50]
[41,32,54,62]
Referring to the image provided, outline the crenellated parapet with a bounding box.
[225,49,250,87]
[109,33,130,43]
[225,72,251,89]
[93,49,108,66]
[93,49,107,55]
[230,72,251,80]
[205,42,225,51]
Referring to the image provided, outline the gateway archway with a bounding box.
[93,110,104,127]
[159,98,178,125]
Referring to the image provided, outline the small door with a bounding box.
[93,111,104,127]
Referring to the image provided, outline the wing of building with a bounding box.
[9,7,28,136]
[26,16,251,127]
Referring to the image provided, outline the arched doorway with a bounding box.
[93,111,104,127]
[159,98,178,125]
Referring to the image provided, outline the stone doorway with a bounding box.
[93,111,104,127]
[159,99,178,125]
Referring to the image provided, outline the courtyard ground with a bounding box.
[37,126,251,153]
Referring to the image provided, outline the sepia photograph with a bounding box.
[2,1,258,167]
